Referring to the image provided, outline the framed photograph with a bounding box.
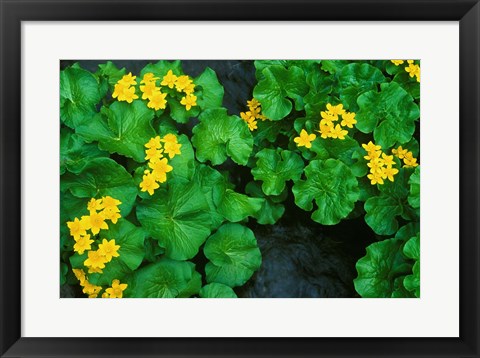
[1,0,479,357]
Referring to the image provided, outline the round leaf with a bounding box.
[204,223,262,287]
[292,159,359,225]
[195,67,225,110]
[192,108,253,166]
[136,179,213,260]
[364,195,403,236]
[217,189,265,222]
[199,283,238,298]
[129,259,200,298]
[60,157,137,216]
[76,100,156,162]
[60,66,102,128]
[252,149,304,196]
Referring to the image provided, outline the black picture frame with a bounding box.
[1,0,479,357]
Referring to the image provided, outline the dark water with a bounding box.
[61,60,377,298]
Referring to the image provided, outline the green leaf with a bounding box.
[195,67,225,110]
[60,67,102,128]
[192,108,253,166]
[136,179,212,260]
[76,100,156,162]
[245,181,286,225]
[403,233,420,297]
[193,164,226,230]
[88,219,146,286]
[320,60,350,74]
[364,195,403,236]
[309,136,361,168]
[354,238,413,297]
[393,71,420,100]
[253,66,308,120]
[292,159,359,225]
[204,223,262,287]
[356,82,419,148]
[60,127,107,174]
[168,98,201,124]
[168,134,196,181]
[139,60,184,79]
[338,63,386,111]
[97,61,127,86]
[199,283,238,298]
[254,60,287,79]
[60,263,68,285]
[251,149,304,196]
[217,189,265,222]
[408,166,420,209]
[61,157,137,216]
[129,258,200,298]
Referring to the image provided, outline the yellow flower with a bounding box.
[67,217,87,239]
[140,72,159,84]
[240,111,255,123]
[88,211,109,235]
[321,110,337,122]
[175,75,192,92]
[294,129,316,149]
[140,81,160,100]
[161,133,178,144]
[318,122,333,139]
[119,72,137,86]
[73,234,93,255]
[98,239,120,262]
[102,292,110,298]
[407,60,414,64]
[403,152,419,167]
[247,118,258,131]
[88,266,103,274]
[123,86,139,103]
[163,141,182,159]
[250,106,261,117]
[80,215,92,231]
[105,279,128,298]
[330,124,348,140]
[391,146,408,159]
[362,141,382,153]
[87,198,104,213]
[183,82,196,95]
[145,147,163,162]
[367,173,384,185]
[101,196,122,211]
[82,280,102,296]
[391,60,404,66]
[102,209,121,224]
[382,167,399,182]
[367,159,384,174]
[140,172,160,195]
[247,98,260,109]
[145,136,162,149]
[112,83,127,100]
[180,94,197,111]
[72,269,86,284]
[381,153,396,167]
[149,158,173,183]
[84,250,108,270]
[364,150,381,161]
[340,112,357,128]
[405,63,420,80]
[147,91,168,111]
[161,70,177,89]
[326,103,346,119]
[257,114,268,121]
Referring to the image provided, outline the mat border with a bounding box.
[1,0,479,357]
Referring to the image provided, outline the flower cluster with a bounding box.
[317,103,357,140]
[390,60,420,83]
[392,146,419,168]
[112,73,139,103]
[362,141,399,185]
[139,73,168,111]
[72,269,127,299]
[112,69,197,111]
[240,98,268,131]
[67,196,122,276]
[294,129,316,149]
[139,134,180,195]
